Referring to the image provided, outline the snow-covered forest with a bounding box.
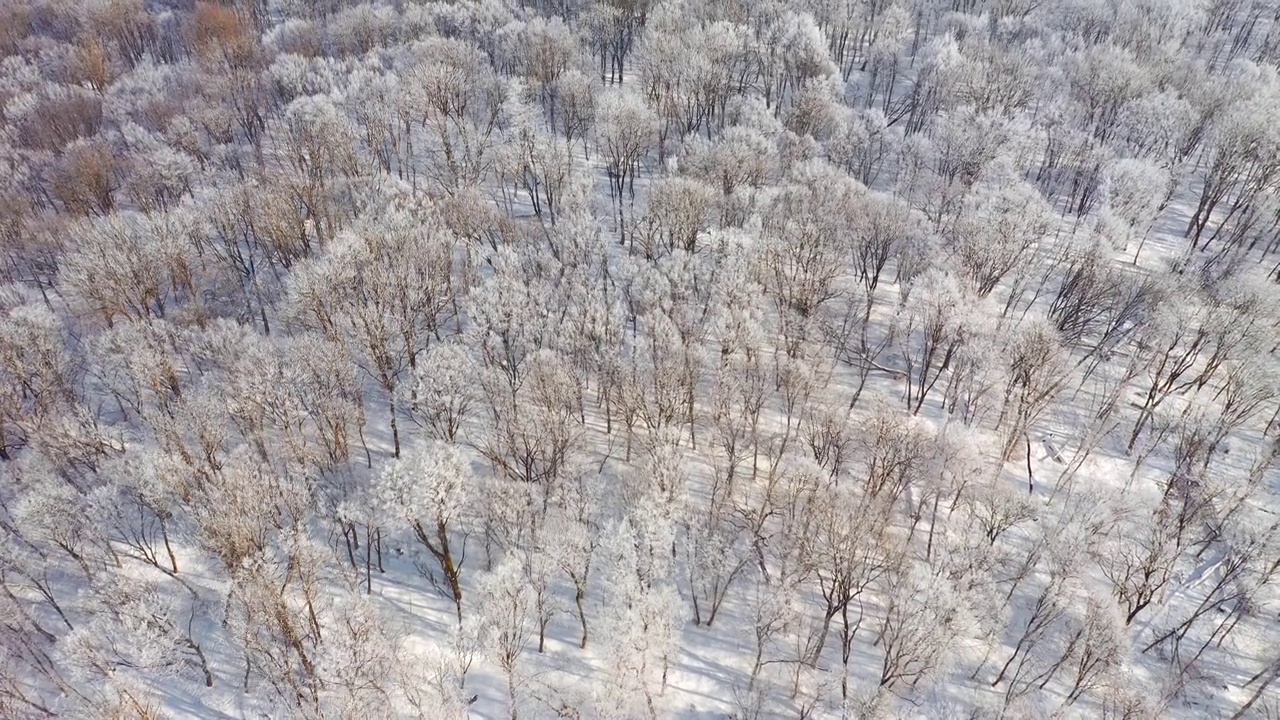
[6,0,1280,717]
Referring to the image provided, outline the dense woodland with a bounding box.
[6,0,1280,717]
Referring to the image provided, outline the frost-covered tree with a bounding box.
[596,518,684,717]
[284,199,459,457]
[875,566,970,691]
[596,91,659,241]
[60,210,201,326]
[896,268,968,414]
[373,442,472,621]
[406,343,477,445]
[951,173,1055,298]
[477,557,534,719]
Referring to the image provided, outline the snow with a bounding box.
[6,2,1280,719]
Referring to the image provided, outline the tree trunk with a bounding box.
[576,587,589,648]
[389,395,401,458]
[161,518,179,574]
